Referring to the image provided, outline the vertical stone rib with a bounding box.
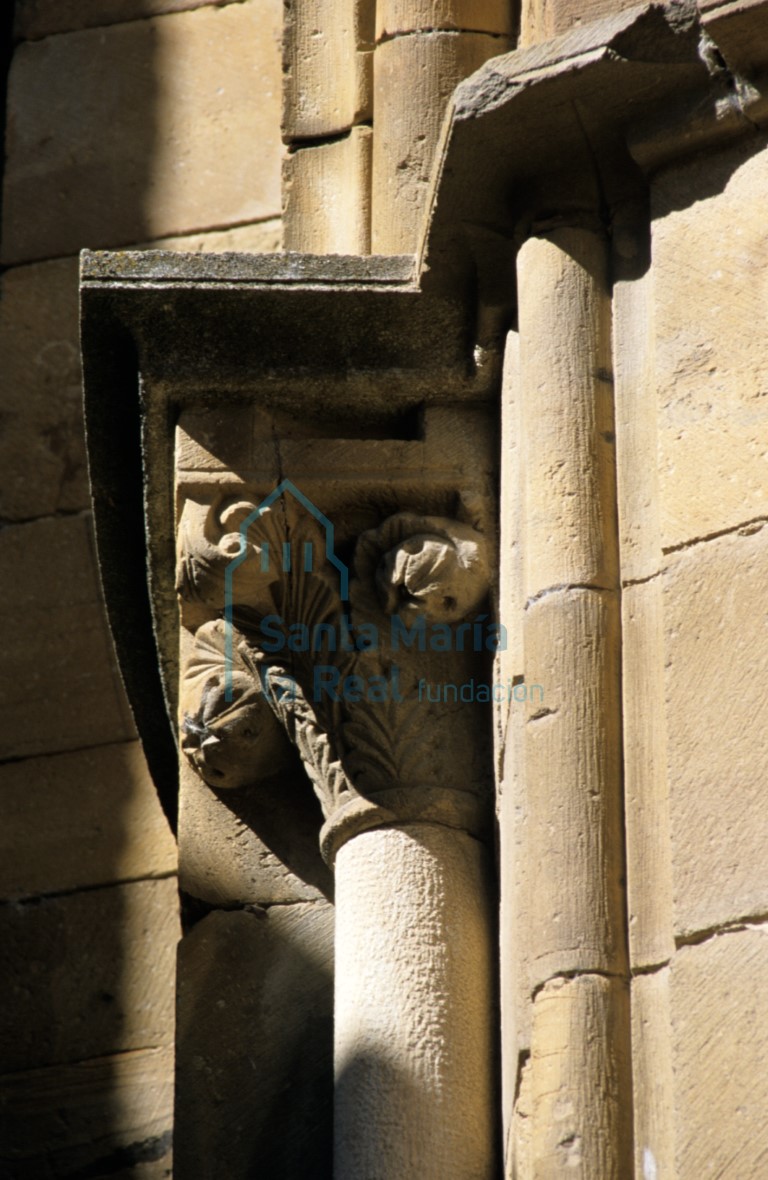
[498,329,535,1172]
[281,0,374,252]
[282,0,373,141]
[283,127,373,254]
[511,228,632,1177]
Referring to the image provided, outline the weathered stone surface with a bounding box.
[136,218,282,253]
[372,31,509,253]
[670,928,768,1178]
[631,969,675,1180]
[178,757,333,906]
[614,265,662,585]
[499,693,532,1082]
[0,515,135,761]
[652,137,768,550]
[700,0,768,79]
[507,1055,532,1180]
[283,127,372,254]
[498,330,532,1149]
[376,0,512,37]
[0,1046,173,1179]
[622,579,675,969]
[175,903,333,1180]
[524,589,625,987]
[497,329,524,743]
[335,825,497,1179]
[1,877,179,1072]
[282,0,373,140]
[176,405,257,474]
[664,523,768,937]
[15,0,241,40]
[0,258,88,521]
[529,974,632,1177]
[517,229,617,600]
[520,0,642,45]
[0,742,176,901]
[2,0,282,264]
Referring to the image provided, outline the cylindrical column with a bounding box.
[281,0,373,252]
[334,822,497,1179]
[530,975,631,1177]
[510,227,632,1177]
[372,0,511,254]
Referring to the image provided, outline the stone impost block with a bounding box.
[0,258,88,521]
[175,903,334,1180]
[1,878,179,1073]
[282,0,373,140]
[622,579,675,969]
[652,137,768,550]
[524,589,626,988]
[0,515,136,761]
[0,742,176,902]
[283,126,372,254]
[0,1046,173,1179]
[372,31,509,253]
[670,928,768,1179]
[664,523,768,938]
[529,974,632,1178]
[631,969,675,1180]
[2,0,282,264]
[517,228,617,600]
[376,0,513,38]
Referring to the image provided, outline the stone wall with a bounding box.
[618,132,768,1180]
[4,0,768,1175]
[0,2,282,1175]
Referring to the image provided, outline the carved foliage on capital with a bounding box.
[176,489,495,850]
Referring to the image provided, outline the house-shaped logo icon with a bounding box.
[223,478,349,700]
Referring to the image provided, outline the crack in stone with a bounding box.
[674,910,768,951]
[0,871,178,908]
[662,515,767,556]
[524,581,616,609]
[530,967,628,1002]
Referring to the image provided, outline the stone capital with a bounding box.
[176,489,496,863]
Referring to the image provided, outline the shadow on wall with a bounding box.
[3,0,283,263]
[174,900,335,1180]
[0,2,175,1177]
[3,1,166,264]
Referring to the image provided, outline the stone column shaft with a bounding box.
[281,0,374,252]
[510,227,632,1177]
[334,822,497,1180]
[371,0,512,253]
